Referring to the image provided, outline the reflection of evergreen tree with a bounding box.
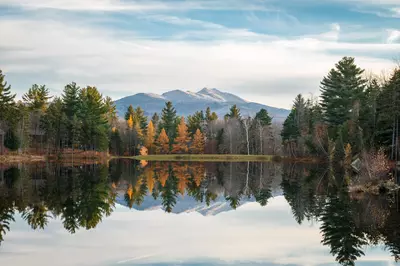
[225,195,240,209]
[281,164,307,224]
[62,197,80,234]
[320,191,367,266]
[77,165,114,229]
[160,165,178,213]
[255,188,272,207]
[0,206,14,245]
[21,204,50,230]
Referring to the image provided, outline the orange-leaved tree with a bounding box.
[145,120,156,153]
[156,128,170,154]
[172,116,191,154]
[190,129,205,154]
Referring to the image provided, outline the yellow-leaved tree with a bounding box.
[172,116,191,154]
[145,121,156,153]
[156,128,170,154]
[190,129,205,154]
[127,114,134,129]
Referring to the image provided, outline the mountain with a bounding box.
[114,88,290,122]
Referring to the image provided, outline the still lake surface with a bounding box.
[0,160,399,266]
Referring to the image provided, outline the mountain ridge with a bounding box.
[114,88,290,122]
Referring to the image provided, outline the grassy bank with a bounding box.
[129,154,279,162]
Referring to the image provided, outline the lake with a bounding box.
[0,160,399,266]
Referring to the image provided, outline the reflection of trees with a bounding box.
[22,204,51,230]
[320,190,367,266]
[0,163,116,244]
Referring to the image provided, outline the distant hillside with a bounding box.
[114,88,290,122]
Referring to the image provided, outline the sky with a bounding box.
[0,197,396,266]
[0,0,399,109]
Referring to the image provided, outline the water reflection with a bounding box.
[0,160,399,265]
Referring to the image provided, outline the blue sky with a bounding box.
[0,0,399,108]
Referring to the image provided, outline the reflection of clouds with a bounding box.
[0,197,394,266]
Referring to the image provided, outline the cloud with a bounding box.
[387,29,400,43]
[0,16,397,109]
[0,0,273,12]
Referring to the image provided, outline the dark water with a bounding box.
[0,160,399,266]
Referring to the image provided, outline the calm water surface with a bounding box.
[0,160,399,266]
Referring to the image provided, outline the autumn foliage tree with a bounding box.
[172,117,191,154]
[145,120,156,153]
[190,129,205,154]
[156,128,170,154]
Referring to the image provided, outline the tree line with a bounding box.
[0,68,278,156]
[1,56,398,159]
[281,57,400,163]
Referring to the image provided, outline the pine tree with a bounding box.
[281,108,300,142]
[23,84,52,111]
[156,128,170,154]
[320,57,366,128]
[172,117,191,154]
[79,86,109,151]
[151,112,160,128]
[125,105,135,121]
[190,129,205,154]
[134,106,147,130]
[62,82,81,119]
[145,121,156,153]
[255,108,272,126]
[0,70,16,123]
[225,104,241,120]
[104,96,117,127]
[375,68,400,159]
[187,111,205,135]
[159,101,177,141]
[205,107,218,122]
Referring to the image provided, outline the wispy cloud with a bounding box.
[387,29,400,43]
[0,0,274,12]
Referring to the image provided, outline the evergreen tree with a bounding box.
[23,84,52,111]
[281,108,300,142]
[187,111,205,135]
[255,108,272,126]
[206,107,218,122]
[0,70,16,124]
[125,105,135,121]
[156,128,170,154]
[320,57,366,128]
[375,68,400,159]
[151,112,160,128]
[79,86,109,151]
[172,117,191,154]
[104,96,117,127]
[62,82,81,119]
[190,129,205,154]
[159,101,177,141]
[134,106,147,130]
[41,98,68,152]
[225,104,241,120]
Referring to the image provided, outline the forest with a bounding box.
[0,56,399,165]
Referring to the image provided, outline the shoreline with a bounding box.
[0,153,324,163]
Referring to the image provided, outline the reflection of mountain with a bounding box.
[116,190,283,216]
